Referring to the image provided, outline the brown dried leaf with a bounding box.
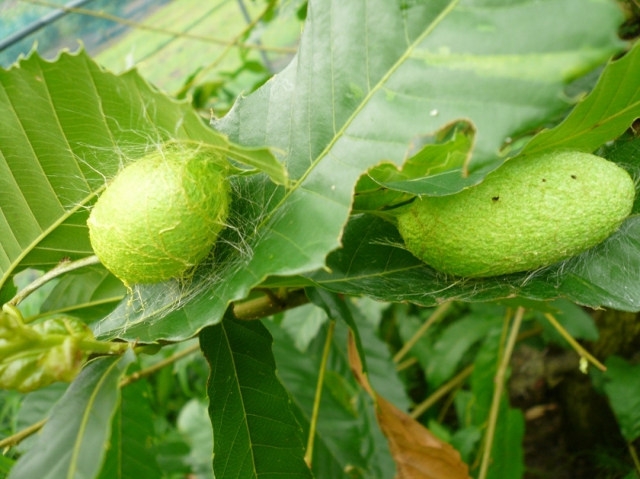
[348,334,471,479]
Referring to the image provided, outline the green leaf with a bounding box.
[278,302,328,352]
[469,332,524,479]
[98,377,162,479]
[522,41,640,156]
[603,356,640,442]
[601,132,640,206]
[427,308,504,388]
[176,399,214,478]
[0,49,285,337]
[357,120,476,205]
[486,407,525,479]
[199,318,312,479]
[38,265,126,322]
[15,383,67,438]
[220,0,622,169]
[0,454,14,475]
[557,216,640,311]
[266,319,397,479]
[8,350,135,479]
[307,214,560,305]
[213,0,623,300]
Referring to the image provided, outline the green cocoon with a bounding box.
[397,151,635,278]
[87,146,230,285]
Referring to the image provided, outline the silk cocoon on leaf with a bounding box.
[87,146,230,285]
[397,151,635,278]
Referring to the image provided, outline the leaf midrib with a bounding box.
[256,0,461,230]
[67,357,124,479]
[0,188,102,290]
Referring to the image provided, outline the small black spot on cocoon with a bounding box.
[571,174,577,179]
[492,196,500,202]
[541,178,546,182]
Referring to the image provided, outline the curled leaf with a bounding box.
[0,314,94,392]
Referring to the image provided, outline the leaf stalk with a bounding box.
[304,319,335,468]
[543,312,606,372]
[478,306,525,479]
[8,256,101,309]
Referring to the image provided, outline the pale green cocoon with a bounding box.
[397,151,635,278]
[87,146,230,285]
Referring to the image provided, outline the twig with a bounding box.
[19,0,295,54]
[411,364,474,420]
[232,288,308,320]
[393,301,452,364]
[628,441,640,476]
[395,356,417,372]
[304,320,335,468]
[544,313,606,372]
[478,306,525,479]
[119,342,200,387]
[0,418,47,450]
[1,342,200,450]
[8,256,101,308]
[174,0,283,98]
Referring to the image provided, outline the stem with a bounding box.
[304,320,335,468]
[24,296,125,322]
[1,342,200,450]
[411,364,474,420]
[393,301,452,364]
[2,303,25,323]
[119,342,200,387]
[629,441,640,476]
[395,356,417,372]
[232,288,308,320]
[0,418,47,449]
[175,0,282,98]
[9,255,101,308]
[478,306,525,479]
[78,338,130,355]
[544,313,606,372]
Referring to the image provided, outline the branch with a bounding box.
[393,301,452,364]
[232,288,309,320]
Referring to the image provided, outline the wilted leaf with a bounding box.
[348,335,470,479]
[267,317,397,479]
